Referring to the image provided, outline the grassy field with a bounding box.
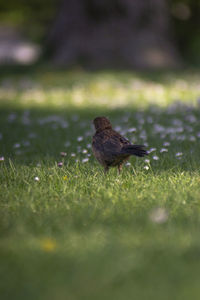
[0,67,200,300]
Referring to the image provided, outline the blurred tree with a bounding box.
[47,0,180,68]
[170,0,200,65]
[0,0,200,67]
[0,0,56,42]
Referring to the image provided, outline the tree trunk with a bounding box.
[47,0,180,68]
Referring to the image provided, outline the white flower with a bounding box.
[177,135,186,141]
[175,152,183,157]
[114,126,122,132]
[77,136,83,142]
[186,115,196,123]
[144,165,149,170]
[0,156,5,161]
[148,147,156,153]
[144,159,150,163]
[14,143,20,148]
[34,176,40,181]
[71,153,76,157]
[154,124,165,133]
[149,207,168,224]
[60,152,67,157]
[85,130,93,137]
[189,136,196,142]
[172,119,182,126]
[163,141,170,147]
[140,133,147,140]
[185,125,193,132]
[153,155,159,160]
[160,148,168,153]
[82,158,89,163]
[126,162,131,166]
[160,134,166,139]
[128,127,136,133]
[82,149,88,154]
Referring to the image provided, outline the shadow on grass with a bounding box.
[0,63,200,84]
[0,102,200,173]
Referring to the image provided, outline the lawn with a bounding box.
[0,66,200,300]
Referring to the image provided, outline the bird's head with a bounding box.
[93,116,112,132]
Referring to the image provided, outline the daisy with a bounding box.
[77,136,83,142]
[60,152,67,157]
[175,152,183,157]
[160,148,168,153]
[82,158,89,163]
[153,155,159,160]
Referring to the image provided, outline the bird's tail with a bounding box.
[121,145,148,157]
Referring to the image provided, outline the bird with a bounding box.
[92,116,148,174]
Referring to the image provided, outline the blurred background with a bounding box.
[1,3,200,300]
[0,0,200,69]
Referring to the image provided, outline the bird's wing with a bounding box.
[93,130,130,156]
[92,129,132,166]
[112,131,131,146]
[102,136,126,153]
[92,134,110,165]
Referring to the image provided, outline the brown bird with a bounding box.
[92,116,148,174]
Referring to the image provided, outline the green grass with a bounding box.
[1,67,200,300]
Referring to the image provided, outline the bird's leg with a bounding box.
[118,164,122,175]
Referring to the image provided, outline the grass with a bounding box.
[1,67,200,299]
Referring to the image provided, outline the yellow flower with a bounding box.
[63,175,68,180]
[40,238,57,252]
